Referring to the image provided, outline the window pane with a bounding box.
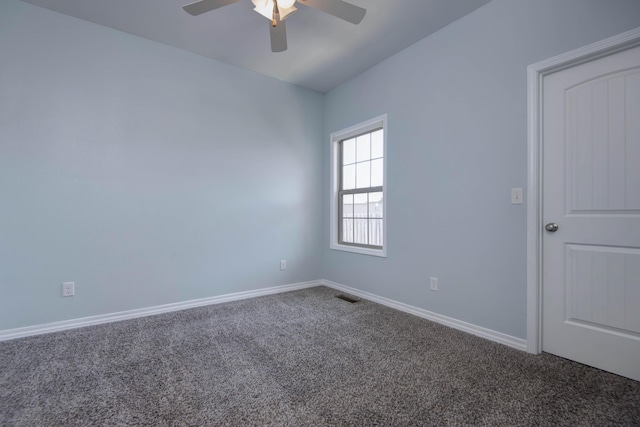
[356,134,371,162]
[353,218,368,245]
[368,192,383,218]
[371,129,383,159]
[356,161,370,189]
[342,219,354,243]
[342,194,354,218]
[354,193,367,217]
[371,158,383,187]
[342,138,356,165]
[342,164,355,190]
[369,219,383,247]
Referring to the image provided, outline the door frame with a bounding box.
[526,27,640,354]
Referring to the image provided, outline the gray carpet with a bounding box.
[1,286,639,426]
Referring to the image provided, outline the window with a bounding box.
[330,115,387,257]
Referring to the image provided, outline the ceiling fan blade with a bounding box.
[299,0,366,25]
[270,20,288,52]
[182,0,241,16]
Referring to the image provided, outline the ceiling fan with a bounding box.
[182,0,366,52]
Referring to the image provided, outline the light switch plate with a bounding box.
[511,188,523,205]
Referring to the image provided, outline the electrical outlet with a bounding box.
[62,282,75,297]
[430,277,438,292]
[280,260,287,271]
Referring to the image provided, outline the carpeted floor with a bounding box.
[1,286,639,426]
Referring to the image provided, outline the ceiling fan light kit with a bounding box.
[252,0,297,23]
[183,0,366,52]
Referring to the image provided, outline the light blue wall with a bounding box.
[0,0,324,330]
[322,0,640,339]
[3,0,640,338]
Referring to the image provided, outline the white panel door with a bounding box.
[542,45,640,381]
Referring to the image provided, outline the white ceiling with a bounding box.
[21,0,492,93]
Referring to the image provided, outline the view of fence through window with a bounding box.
[339,128,384,248]
[341,196,384,246]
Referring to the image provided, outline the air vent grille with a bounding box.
[335,294,360,304]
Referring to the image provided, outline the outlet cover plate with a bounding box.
[62,282,75,297]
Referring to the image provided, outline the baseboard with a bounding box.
[1,279,527,351]
[0,280,322,342]
[321,280,527,352]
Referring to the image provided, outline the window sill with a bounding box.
[330,243,387,258]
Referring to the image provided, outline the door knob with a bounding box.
[545,222,559,232]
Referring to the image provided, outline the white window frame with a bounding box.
[330,114,387,257]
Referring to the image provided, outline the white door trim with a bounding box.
[526,27,640,354]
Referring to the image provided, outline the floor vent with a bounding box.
[335,294,360,304]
